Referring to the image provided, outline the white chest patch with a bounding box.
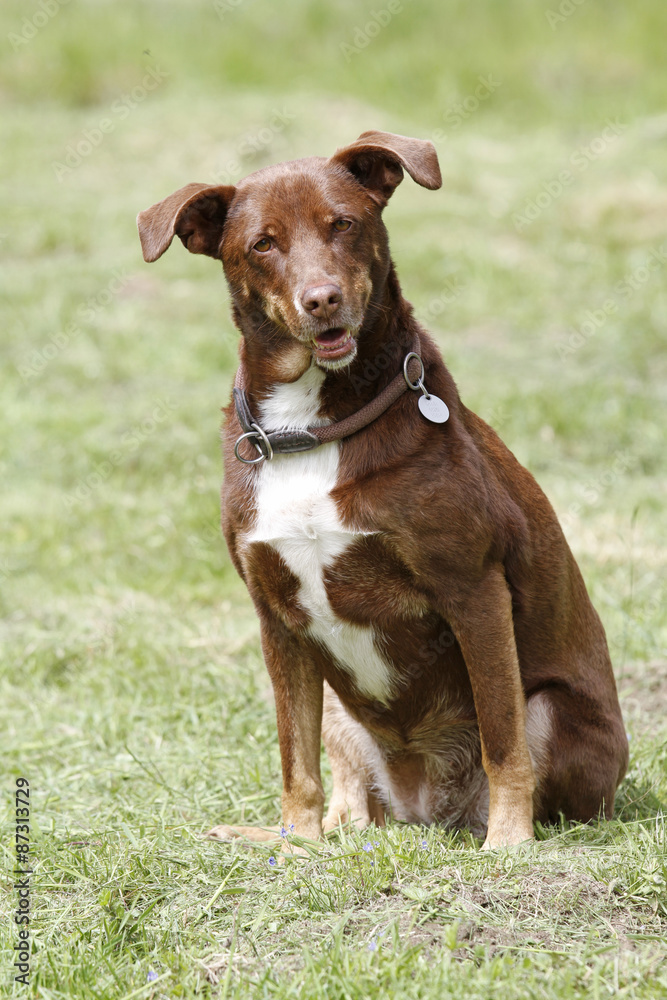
[246,365,393,704]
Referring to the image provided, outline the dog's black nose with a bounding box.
[301,284,342,319]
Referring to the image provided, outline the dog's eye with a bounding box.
[253,237,272,253]
[333,219,352,232]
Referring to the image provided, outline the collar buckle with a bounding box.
[233,422,274,465]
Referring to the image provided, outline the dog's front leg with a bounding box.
[446,565,535,849]
[207,621,324,845]
[261,622,325,840]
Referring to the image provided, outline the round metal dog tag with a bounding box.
[418,393,450,423]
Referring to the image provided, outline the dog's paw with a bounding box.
[205,824,281,843]
[205,824,317,858]
[323,804,372,833]
[481,828,535,851]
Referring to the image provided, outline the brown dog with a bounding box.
[137,131,628,848]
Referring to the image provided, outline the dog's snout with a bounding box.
[301,284,342,319]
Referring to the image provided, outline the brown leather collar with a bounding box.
[233,335,423,464]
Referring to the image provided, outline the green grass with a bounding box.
[1,0,666,996]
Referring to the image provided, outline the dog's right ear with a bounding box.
[137,183,236,263]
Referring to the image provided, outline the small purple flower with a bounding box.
[363,842,373,852]
[374,841,380,847]
[268,857,277,866]
[147,970,158,982]
[280,827,287,837]
[420,839,428,849]
[368,939,378,952]
[289,823,295,831]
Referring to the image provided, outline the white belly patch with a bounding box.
[246,365,394,704]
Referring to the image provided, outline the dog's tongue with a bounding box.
[313,328,353,360]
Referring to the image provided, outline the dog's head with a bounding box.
[137,131,441,374]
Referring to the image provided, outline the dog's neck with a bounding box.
[234,263,418,425]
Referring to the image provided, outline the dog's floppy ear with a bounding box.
[330,130,442,206]
[137,183,236,262]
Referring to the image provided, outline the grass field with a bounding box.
[1,1,666,996]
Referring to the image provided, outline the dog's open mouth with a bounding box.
[312,328,355,362]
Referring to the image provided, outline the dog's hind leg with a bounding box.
[528,685,628,824]
[322,682,385,832]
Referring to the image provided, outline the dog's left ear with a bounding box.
[137,182,236,262]
[330,130,442,206]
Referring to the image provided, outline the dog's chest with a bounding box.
[243,367,394,703]
[249,447,352,574]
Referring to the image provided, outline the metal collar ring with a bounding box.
[403,352,430,398]
[234,423,274,465]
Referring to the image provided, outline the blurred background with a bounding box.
[1,0,666,991]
